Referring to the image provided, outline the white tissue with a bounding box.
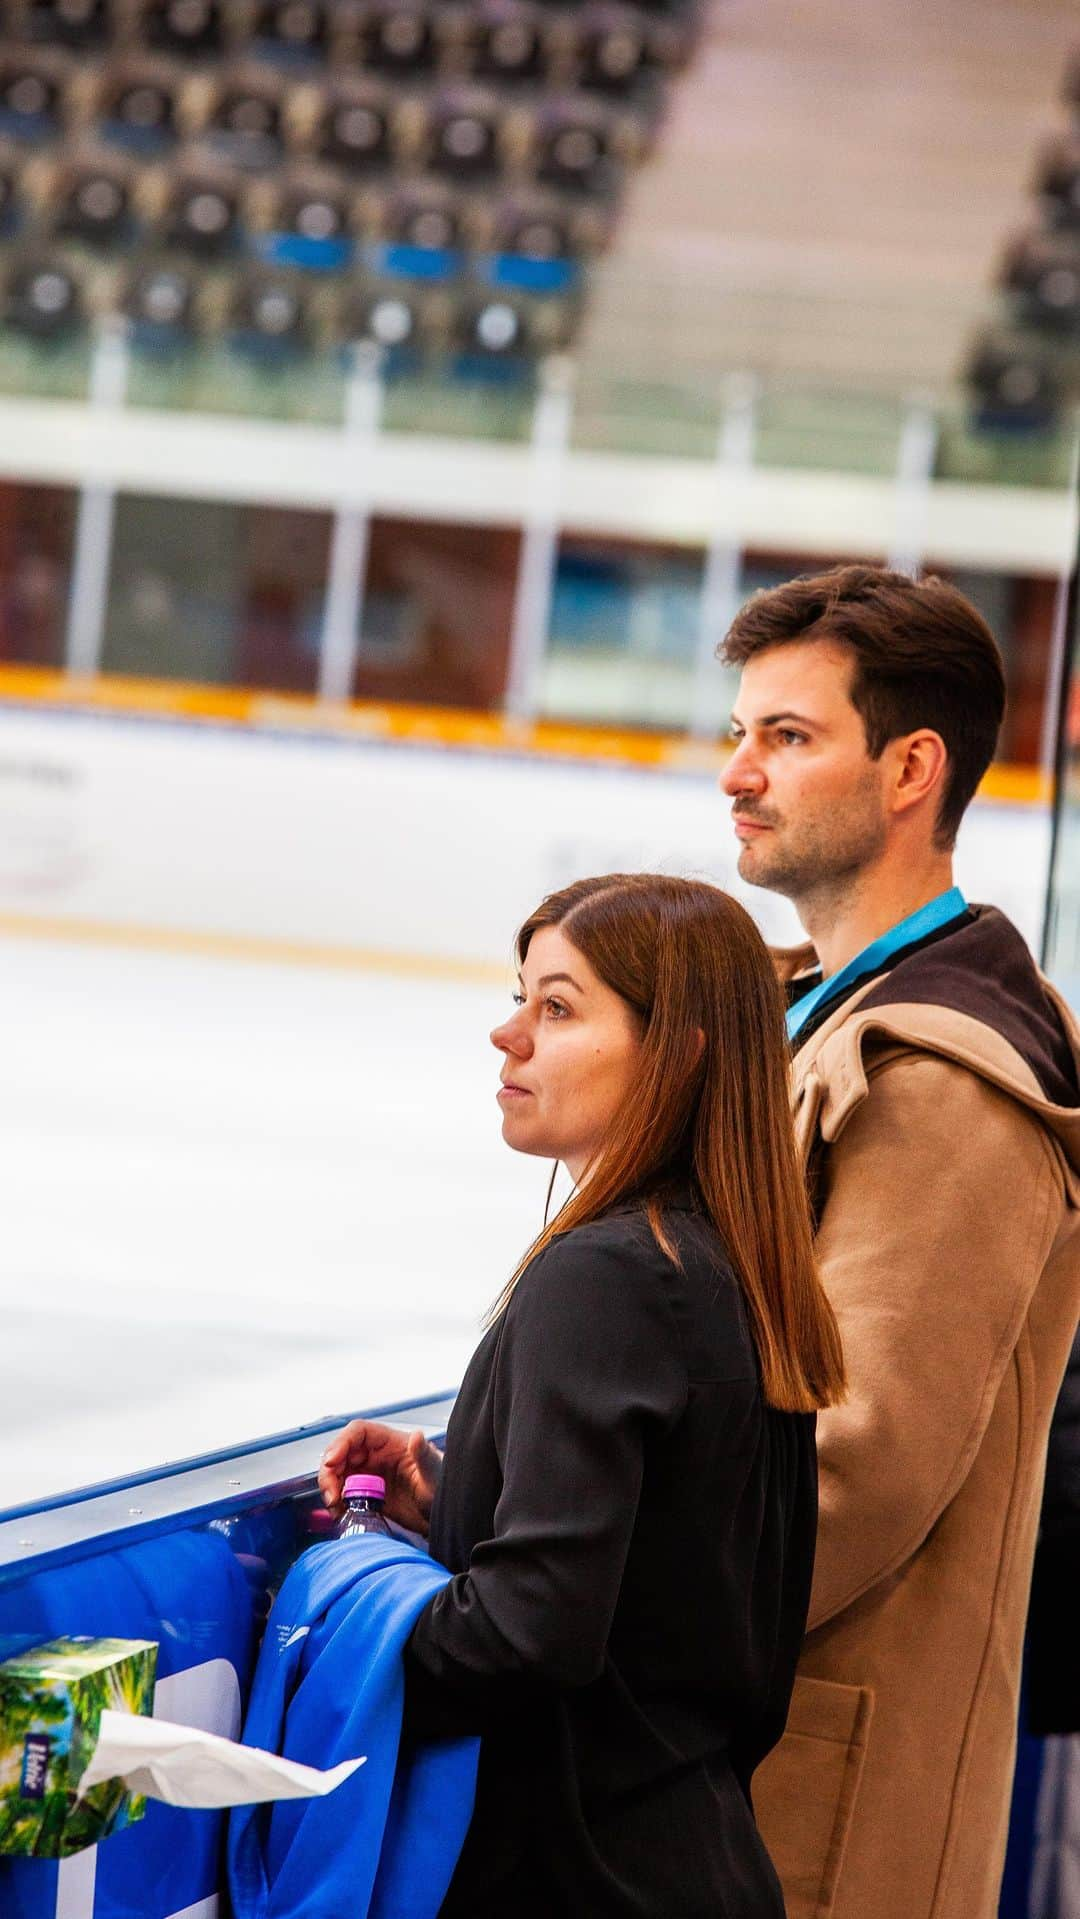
[78,1709,365,1809]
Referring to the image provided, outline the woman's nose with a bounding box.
[491,1017,530,1056]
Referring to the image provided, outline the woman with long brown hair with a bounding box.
[320,874,844,1917]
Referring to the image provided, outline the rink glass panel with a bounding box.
[1043,584,1080,1010]
[541,536,713,731]
[351,518,521,711]
[0,484,76,670]
[101,498,332,694]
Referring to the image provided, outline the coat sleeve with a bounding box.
[403,1225,688,1738]
[807,1051,1065,1630]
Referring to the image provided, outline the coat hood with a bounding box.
[778,906,1080,1182]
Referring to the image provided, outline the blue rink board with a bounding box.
[0,1394,454,1919]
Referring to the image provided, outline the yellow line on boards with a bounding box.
[0,911,512,987]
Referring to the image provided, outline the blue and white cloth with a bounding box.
[229,1532,478,1919]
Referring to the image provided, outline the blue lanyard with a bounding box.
[785,886,968,1043]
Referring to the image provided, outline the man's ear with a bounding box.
[891,730,948,819]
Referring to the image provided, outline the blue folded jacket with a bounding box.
[229,1532,479,1919]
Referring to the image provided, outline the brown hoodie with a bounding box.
[754,907,1080,1919]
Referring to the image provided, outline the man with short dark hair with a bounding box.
[719,564,1080,1919]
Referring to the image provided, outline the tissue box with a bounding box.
[0,1636,158,1857]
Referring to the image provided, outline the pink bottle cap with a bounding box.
[343,1474,386,1500]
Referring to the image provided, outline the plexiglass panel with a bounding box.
[0,483,76,669]
[102,498,328,692]
[1043,567,1080,1011]
[352,518,520,709]
[541,536,713,730]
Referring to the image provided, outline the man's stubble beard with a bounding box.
[736,777,889,914]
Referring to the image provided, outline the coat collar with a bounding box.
[787,975,1080,1191]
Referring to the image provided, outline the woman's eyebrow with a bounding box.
[536,972,584,993]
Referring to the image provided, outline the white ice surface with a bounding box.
[0,936,550,1510]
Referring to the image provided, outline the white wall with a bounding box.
[0,705,1052,966]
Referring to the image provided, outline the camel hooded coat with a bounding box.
[753,905,1080,1919]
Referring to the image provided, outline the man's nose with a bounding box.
[721,741,765,798]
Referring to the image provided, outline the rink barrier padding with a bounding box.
[0,661,1052,803]
[0,1390,1052,1919]
[0,1392,455,1919]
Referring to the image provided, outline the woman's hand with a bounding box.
[318,1420,443,1537]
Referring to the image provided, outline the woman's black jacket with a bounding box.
[403,1195,818,1918]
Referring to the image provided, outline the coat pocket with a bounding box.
[752,1674,874,1919]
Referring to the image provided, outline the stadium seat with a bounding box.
[0,156,22,233]
[5,253,82,336]
[143,0,224,58]
[385,186,462,252]
[361,4,437,77]
[53,158,134,246]
[274,175,350,246]
[576,10,649,95]
[1002,229,1080,331]
[472,5,546,87]
[123,259,199,335]
[98,65,180,151]
[206,72,286,163]
[25,0,109,50]
[0,54,66,141]
[252,0,328,62]
[315,84,394,173]
[494,197,572,259]
[166,169,242,255]
[427,92,502,180]
[534,100,613,192]
[1037,136,1080,231]
[966,332,1063,428]
[231,267,310,348]
[343,277,425,360]
[460,292,527,354]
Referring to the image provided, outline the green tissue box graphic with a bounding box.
[0,1636,158,1857]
